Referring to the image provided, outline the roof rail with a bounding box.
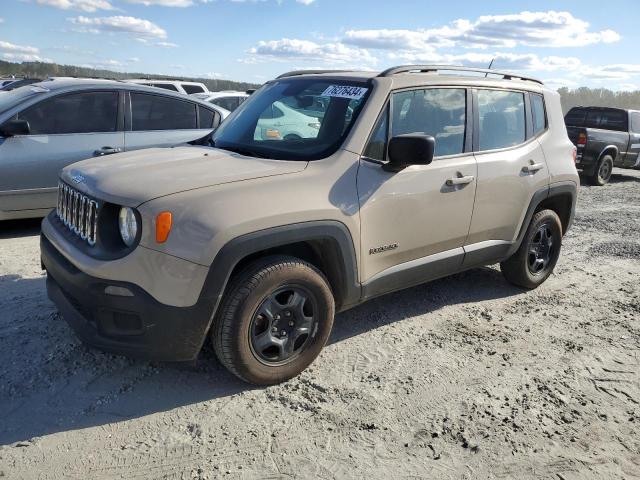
[378,65,543,85]
[276,69,354,79]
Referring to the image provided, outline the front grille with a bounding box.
[56,182,98,246]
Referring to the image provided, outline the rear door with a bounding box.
[0,90,123,213]
[125,92,214,150]
[464,88,549,263]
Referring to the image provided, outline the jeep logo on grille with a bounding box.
[71,174,85,184]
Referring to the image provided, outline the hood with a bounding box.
[62,146,307,206]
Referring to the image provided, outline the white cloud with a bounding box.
[2,53,51,62]
[247,38,376,65]
[34,0,114,12]
[0,41,40,55]
[344,11,620,51]
[296,0,315,4]
[125,0,194,6]
[68,15,167,39]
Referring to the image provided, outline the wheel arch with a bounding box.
[198,221,361,324]
[506,181,577,258]
[598,145,618,162]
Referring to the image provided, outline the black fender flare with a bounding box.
[197,220,361,323]
[505,181,577,258]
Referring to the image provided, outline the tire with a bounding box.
[211,255,335,385]
[501,209,563,289]
[589,154,614,186]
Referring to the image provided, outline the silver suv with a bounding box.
[40,66,579,385]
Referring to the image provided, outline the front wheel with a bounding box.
[501,209,563,289]
[211,256,335,385]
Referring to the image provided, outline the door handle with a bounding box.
[446,174,475,186]
[93,146,122,157]
[522,161,544,174]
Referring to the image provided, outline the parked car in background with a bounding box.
[191,91,249,112]
[127,79,209,95]
[0,78,222,220]
[565,106,640,185]
[254,100,321,140]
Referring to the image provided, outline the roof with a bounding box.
[5,77,218,107]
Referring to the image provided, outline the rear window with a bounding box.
[631,112,640,132]
[565,107,628,131]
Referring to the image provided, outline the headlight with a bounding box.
[118,207,138,247]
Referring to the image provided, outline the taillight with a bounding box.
[572,147,577,164]
[577,132,587,146]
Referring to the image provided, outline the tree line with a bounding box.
[557,87,640,113]
[0,60,258,92]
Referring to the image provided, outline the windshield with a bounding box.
[0,84,47,115]
[212,78,370,160]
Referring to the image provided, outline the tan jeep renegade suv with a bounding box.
[41,66,579,385]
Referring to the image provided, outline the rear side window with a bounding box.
[531,94,547,136]
[198,105,218,129]
[183,84,205,94]
[600,110,627,131]
[18,91,118,135]
[391,88,466,157]
[131,93,197,131]
[477,90,525,151]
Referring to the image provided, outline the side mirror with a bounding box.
[0,119,30,137]
[384,134,435,172]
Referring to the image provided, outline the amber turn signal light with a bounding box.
[155,211,173,243]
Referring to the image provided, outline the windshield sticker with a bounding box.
[321,85,368,100]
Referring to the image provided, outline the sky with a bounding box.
[1,0,639,90]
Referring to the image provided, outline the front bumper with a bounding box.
[42,234,214,361]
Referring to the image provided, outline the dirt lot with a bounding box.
[0,169,638,479]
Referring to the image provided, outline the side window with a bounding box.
[18,91,118,135]
[531,93,547,136]
[363,105,388,161]
[131,93,197,131]
[391,88,466,157]
[631,112,640,133]
[183,84,205,94]
[478,90,525,151]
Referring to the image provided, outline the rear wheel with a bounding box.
[589,154,613,186]
[211,256,335,385]
[501,209,562,289]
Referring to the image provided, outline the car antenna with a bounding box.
[485,58,494,77]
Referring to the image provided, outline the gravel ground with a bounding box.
[0,169,639,479]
